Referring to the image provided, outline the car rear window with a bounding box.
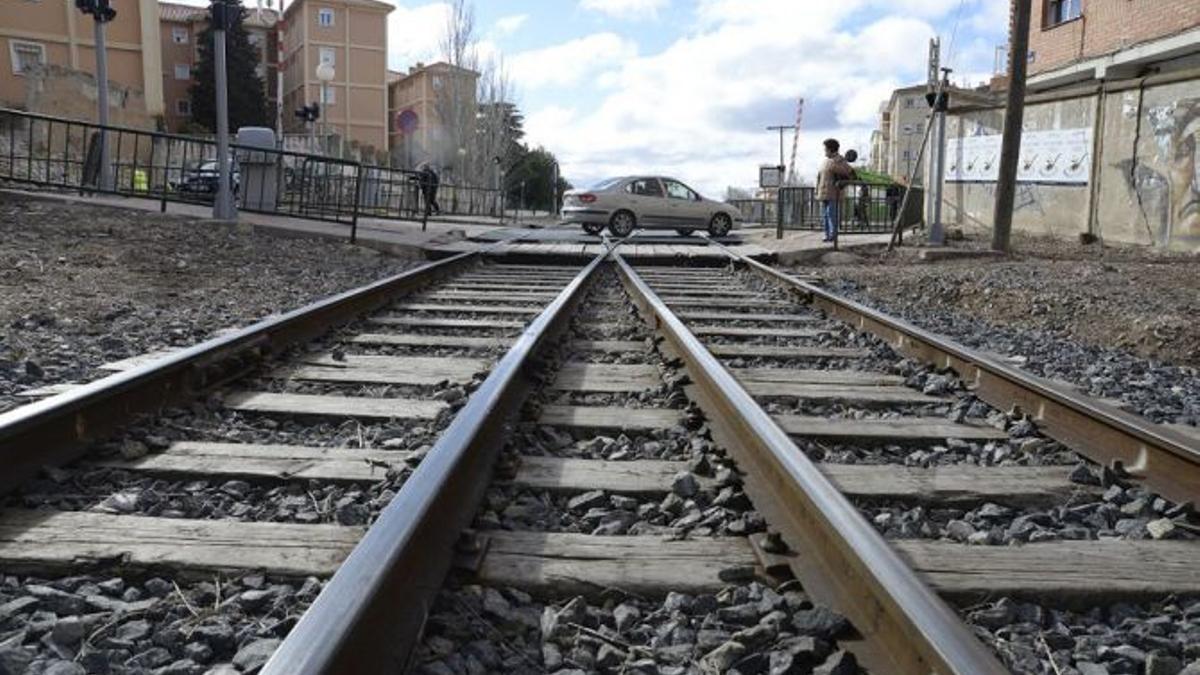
[589,177,624,190]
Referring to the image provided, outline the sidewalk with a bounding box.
[3,187,891,262]
[739,225,893,264]
[1,188,529,257]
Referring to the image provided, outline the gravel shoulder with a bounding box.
[794,232,1200,425]
[0,194,416,414]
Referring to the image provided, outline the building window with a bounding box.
[172,26,188,44]
[9,40,46,75]
[903,97,914,108]
[176,99,191,116]
[319,47,335,66]
[902,150,912,161]
[174,64,190,80]
[317,8,334,26]
[321,86,336,104]
[1045,0,1082,27]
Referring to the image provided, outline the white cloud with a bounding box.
[525,2,951,195]
[494,14,529,36]
[386,2,450,70]
[580,0,669,20]
[383,2,498,72]
[508,33,638,89]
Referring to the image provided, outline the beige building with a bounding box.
[871,84,995,185]
[1,0,163,121]
[159,2,279,133]
[387,61,479,168]
[279,0,391,153]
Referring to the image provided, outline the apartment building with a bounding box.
[1028,0,1200,90]
[1,0,163,122]
[868,84,996,185]
[279,0,391,153]
[159,2,279,133]
[387,61,479,168]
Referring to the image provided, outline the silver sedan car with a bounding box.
[562,176,741,237]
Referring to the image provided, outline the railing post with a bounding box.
[350,162,363,244]
[775,188,783,240]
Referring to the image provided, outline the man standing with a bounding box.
[419,163,442,217]
[816,138,853,242]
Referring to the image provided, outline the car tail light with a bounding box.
[578,193,597,204]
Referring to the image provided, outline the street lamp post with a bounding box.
[315,62,335,156]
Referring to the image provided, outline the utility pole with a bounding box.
[76,0,116,191]
[924,38,940,237]
[992,0,1033,253]
[766,125,795,169]
[930,66,952,246]
[551,159,560,217]
[212,0,237,220]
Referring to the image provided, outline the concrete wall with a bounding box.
[942,71,1200,251]
[23,64,155,129]
[1096,77,1200,249]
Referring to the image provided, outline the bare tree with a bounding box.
[432,0,479,182]
[427,0,524,195]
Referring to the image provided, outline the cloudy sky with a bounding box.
[223,0,1010,194]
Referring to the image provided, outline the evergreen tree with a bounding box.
[506,146,569,212]
[189,1,268,133]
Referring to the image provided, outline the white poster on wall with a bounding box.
[946,128,1093,184]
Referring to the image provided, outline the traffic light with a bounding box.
[210,0,239,31]
[294,103,320,123]
[76,0,116,22]
[925,91,949,112]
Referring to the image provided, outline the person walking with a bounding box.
[419,163,441,217]
[816,138,853,242]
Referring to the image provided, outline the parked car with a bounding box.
[173,160,240,196]
[562,176,741,237]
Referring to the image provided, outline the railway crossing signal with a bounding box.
[76,0,115,191]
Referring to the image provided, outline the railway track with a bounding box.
[0,242,1196,674]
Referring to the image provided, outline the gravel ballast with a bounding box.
[0,196,417,413]
[789,234,1200,426]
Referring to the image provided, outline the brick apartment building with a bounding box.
[387,61,479,169]
[279,0,392,154]
[1,0,163,123]
[1027,0,1200,90]
[159,2,279,133]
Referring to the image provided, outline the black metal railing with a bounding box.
[0,108,501,235]
[728,198,776,225]
[776,183,922,238]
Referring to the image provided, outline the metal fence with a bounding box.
[728,198,776,225]
[0,107,500,236]
[776,183,922,239]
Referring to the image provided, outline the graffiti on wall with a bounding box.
[1118,97,1200,247]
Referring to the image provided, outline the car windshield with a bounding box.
[589,177,624,191]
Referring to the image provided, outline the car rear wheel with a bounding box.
[708,213,733,237]
[582,222,604,235]
[609,210,636,237]
[675,228,694,237]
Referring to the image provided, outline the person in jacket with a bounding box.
[418,163,441,217]
[816,138,854,242]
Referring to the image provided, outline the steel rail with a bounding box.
[0,226,552,497]
[613,252,1008,675]
[261,248,611,674]
[708,239,1200,504]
